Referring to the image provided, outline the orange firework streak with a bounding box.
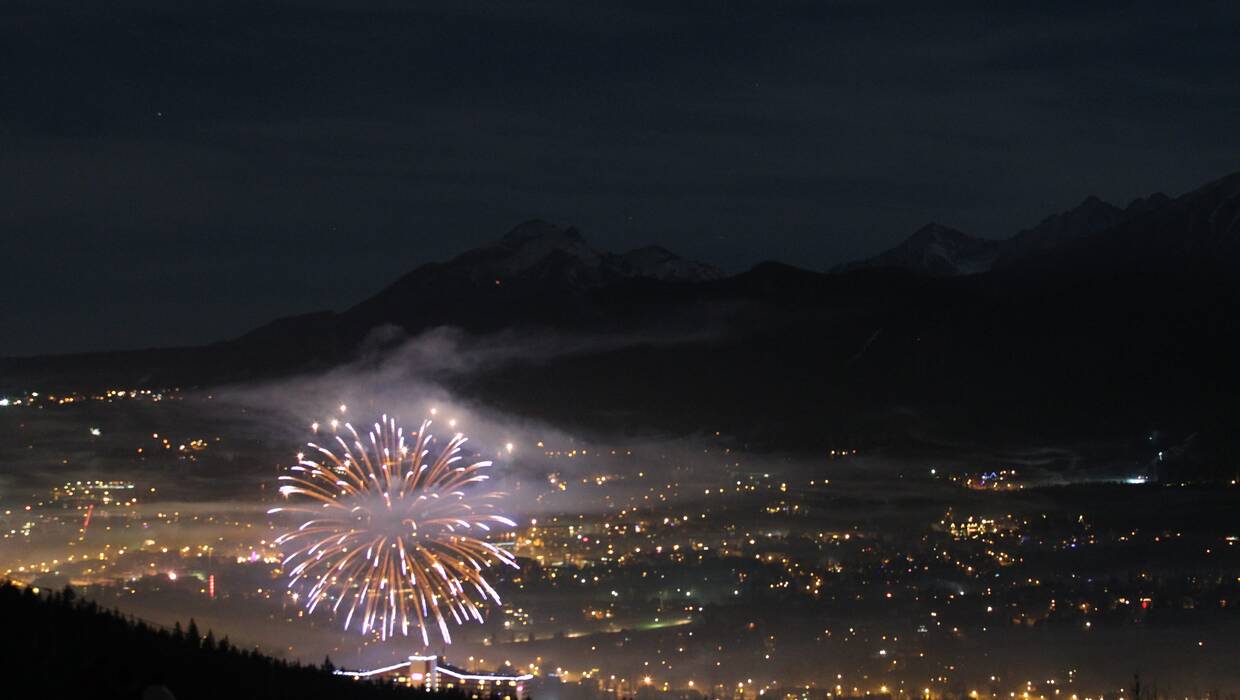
[269,417,517,645]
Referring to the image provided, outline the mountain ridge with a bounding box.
[839,185,1192,276]
[3,171,1239,463]
[835,223,1000,276]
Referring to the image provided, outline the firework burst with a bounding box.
[269,415,518,645]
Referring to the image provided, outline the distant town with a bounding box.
[2,388,1236,700]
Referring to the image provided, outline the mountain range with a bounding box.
[836,191,1180,276]
[5,171,1239,469]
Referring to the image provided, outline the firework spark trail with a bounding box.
[269,416,518,645]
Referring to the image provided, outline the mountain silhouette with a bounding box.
[4,171,1239,465]
[835,223,1000,276]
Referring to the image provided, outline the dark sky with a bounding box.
[3,0,1239,356]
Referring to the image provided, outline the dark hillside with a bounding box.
[0,581,463,700]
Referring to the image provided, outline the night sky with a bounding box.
[4,1,1239,356]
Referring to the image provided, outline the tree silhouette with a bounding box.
[0,581,491,700]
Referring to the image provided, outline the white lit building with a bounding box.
[337,654,532,697]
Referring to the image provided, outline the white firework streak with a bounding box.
[269,416,519,645]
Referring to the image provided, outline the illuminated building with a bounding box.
[337,655,532,697]
[51,480,136,506]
